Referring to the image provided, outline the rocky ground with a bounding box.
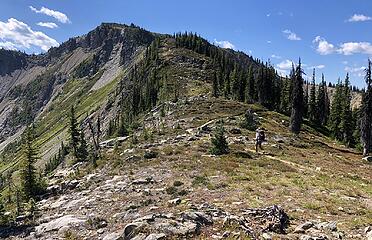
[2,96,371,240]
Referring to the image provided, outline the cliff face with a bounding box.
[0,23,156,146]
[0,49,28,76]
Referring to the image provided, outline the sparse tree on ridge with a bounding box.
[339,73,353,145]
[20,126,39,201]
[308,69,317,122]
[290,59,304,134]
[69,106,80,159]
[360,59,372,156]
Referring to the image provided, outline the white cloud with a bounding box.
[0,18,59,52]
[313,36,372,55]
[313,36,336,55]
[338,42,372,55]
[214,39,235,49]
[271,54,281,59]
[267,40,271,44]
[0,41,18,50]
[37,22,58,29]
[283,29,301,41]
[344,66,365,73]
[30,6,70,24]
[277,59,294,70]
[308,64,325,70]
[345,66,366,77]
[266,13,271,17]
[348,14,371,22]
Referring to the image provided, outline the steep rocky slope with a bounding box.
[0,23,155,150]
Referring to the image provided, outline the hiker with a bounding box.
[255,127,266,152]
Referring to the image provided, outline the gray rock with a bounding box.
[294,222,314,233]
[181,211,213,225]
[57,225,71,236]
[300,235,328,240]
[168,198,181,205]
[123,222,146,239]
[145,233,166,240]
[132,177,154,185]
[316,221,337,232]
[362,156,372,163]
[154,219,198,236]
[35,215,86,233]
[262,232,272,239]
[367,231,372,240]
[103,230,124,240]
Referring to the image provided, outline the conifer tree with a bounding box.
[20,126,39,201]
[308,69,317,122]
[290,59,304,134]
[303,80,309,119]
[329,79,343,139]
[210,121,229,155]
[247,65,256,102]
[69,106,80,159]
[78,130,89,162]
[280,78,292,115]
[0,198,8,225]
[212,72,219,97]
[316,74,329,125]
[339,73,353,145]
[360,59,372,156]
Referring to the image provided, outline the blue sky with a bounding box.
[1,0,372,87]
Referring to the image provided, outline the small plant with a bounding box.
[240,109,258,131]
[192,175,209,187]
[166,186,177,195]
[210,121,229,155]
[144,150,158,159]
[173,180,184,187]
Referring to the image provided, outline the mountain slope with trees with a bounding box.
[0,23,370,240]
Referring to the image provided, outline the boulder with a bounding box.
[132,177,154,185]
[262,232,272,240]
[145,233,166,240]
[168,198,181,205]
[103,231,124,240]
[294,222,314,233]
[181,211,213,225]
[362,156,372,163]
[367,231,372,240]
[123,222,147,239]
[316,221,337,232]
[35,215,86,233]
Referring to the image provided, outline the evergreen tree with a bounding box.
[0,198,8,226]
[329,79,343,139]
[78,130,89,162]
[316,74,329,125]
[247,65,257,102]
[280,77,292,115]
[290,59,304,134]
[303,80,309,119]
[339,73,354,145]
[308,69,317,122]
[20,126,39,201]
[212,72,219,97]
[210,121,229,155]
[69,106,80,159]
[360,59,372,156]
